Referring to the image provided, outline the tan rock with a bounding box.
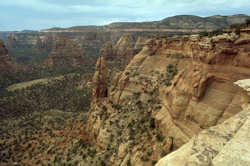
[156,105,250,166]
[45,36,84,66]
[100,41,115,60]
[92,56,108,102]
[234,79,250,96]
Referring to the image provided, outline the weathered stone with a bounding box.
[92,56,108,102]
[156,105,250,166]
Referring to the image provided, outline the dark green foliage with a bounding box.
[163,64,178,87]
[208,29,224,37]
[126,159,132,166]
[200,29,224,37]
[152,160,157,165]
[235,26,241,35]
[112,104,122,110]
[0,60,94,91]
[9,48,49,65]
[150,118,156,129]
[161,150,168,157]
[199,31,209,37]
[246,19,250,25]
[0,75,92,118]
[156,132,164,142]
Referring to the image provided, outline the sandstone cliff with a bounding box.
[92,56,108,103]
[110,28,250,147]
[99,42,115,60]
[115,35,149,65]
[85,26,250,166]
[44,36,84,67]
[100,35,149,67]
[156,80,250,166]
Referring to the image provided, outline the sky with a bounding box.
[0,0,250,31]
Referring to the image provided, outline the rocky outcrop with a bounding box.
[44,36,84,66]
[92,56,108,103]
[0,40,8,55]
[116,35,136,58]
[0,40,17,72]
[156,79,250,166]
[156,104,250,166]
[234,79,250,96]
[85,26,250,166]
[99,42,115,60]
[98,35,149,71]
[114,35,149,66]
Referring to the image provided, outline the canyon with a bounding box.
[86,24,250,165]
[0,14,250,166]
[2,14,250,66]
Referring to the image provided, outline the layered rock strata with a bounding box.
[86,26,250,166]
[156,79,250,166]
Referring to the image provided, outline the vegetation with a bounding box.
[0,72,93,165]
[199,18,250,37]
[0,74,91,118]
[0,61,94,90]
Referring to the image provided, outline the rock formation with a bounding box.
[156,80,250,166]
[85,25,250,166]
[0,40,17,72]
[234,79,250,96]
[92,56,108,103]
[99,42,115,60]
[44,36,84,67]
[98,35,149,71]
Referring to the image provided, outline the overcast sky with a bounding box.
[1,0,250,31]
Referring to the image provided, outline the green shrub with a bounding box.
[152,160,157,165]
[246,19,250,25]
[199,31,209,37]
[156,132,164,142]
[161,150,168,157]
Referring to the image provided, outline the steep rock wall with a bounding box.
[109,28,250,148]
[156,79,250,166]
[86,27,250,166]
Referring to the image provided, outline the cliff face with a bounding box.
[86,26,250,166]
[99,42,115,60]
[44,36,84,66]
[156,80,250,166]
[115,35,149,65]
[110,29,250,147]
[92,56,108,102]
[99,35,150,69]
[156,104,250,166]
[0,40,17,72]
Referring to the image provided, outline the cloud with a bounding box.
[0,0,250,30]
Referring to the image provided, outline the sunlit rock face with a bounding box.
[156,79,250,166]
[155,105,250,166]
[85,25,250,166]
[43,36,85,67]
[92,56,108,103]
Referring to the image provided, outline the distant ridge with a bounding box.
[42,14,250,32]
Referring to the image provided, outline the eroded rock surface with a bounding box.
[156,104,250,166]
[92,56,108,103]
[86,26,250,166]
[44,36,84,66]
